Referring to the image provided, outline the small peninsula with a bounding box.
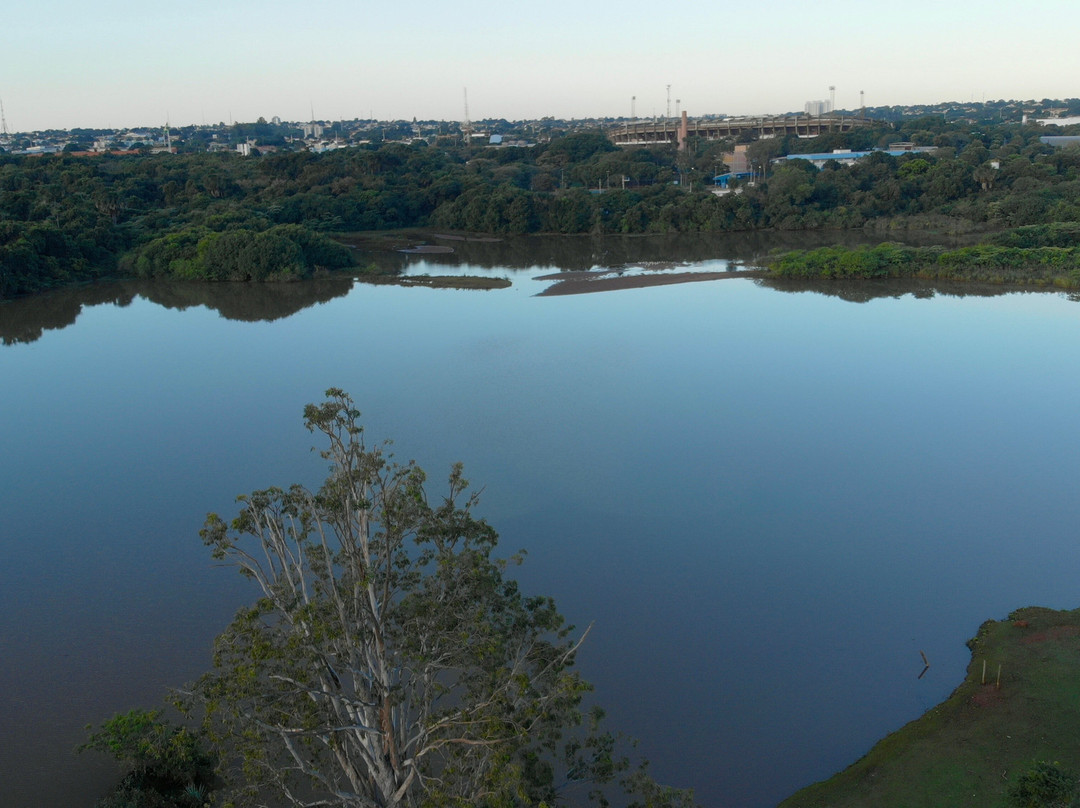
[781,606,1080,808]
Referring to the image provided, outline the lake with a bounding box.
[3,233,1080,807]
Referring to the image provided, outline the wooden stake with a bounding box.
[982,660,987,684]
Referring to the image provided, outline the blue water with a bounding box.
[3,260,1080,807]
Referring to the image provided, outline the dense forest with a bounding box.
[4,111,1080,298]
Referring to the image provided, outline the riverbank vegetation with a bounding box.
[79,709,216,808]
[6,104,1080,298]
[766,223,1080,287]
[781,606,1080,808]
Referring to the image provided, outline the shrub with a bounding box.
[1008,760,1078,808]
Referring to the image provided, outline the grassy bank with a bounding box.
[780,606,1080,808]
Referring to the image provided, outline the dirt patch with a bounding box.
[1020,625,1080,644]
[969,684,1005,708]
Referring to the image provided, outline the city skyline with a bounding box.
[4,0,1080,133]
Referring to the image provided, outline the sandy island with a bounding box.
[535,270,767,296]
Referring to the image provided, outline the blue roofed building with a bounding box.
[777,144,936,169]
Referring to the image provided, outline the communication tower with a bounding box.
[462,87,472,146]
[1,96,10,138]
[666,85,671,119]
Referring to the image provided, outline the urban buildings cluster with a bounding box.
[1,97,1079,158]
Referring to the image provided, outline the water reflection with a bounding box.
[0,277,355,345]
[0,233,1055,348]
[0,284,138,345]
[353,230,963,274]
[138,277,355,322]
[760,276,1080,304]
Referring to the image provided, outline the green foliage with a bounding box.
[540,131,617,164]
[768,240,1080,286]
[990,222,1080,248]
[196,228,305,281]
[80,709,215,808]
[127,224,354,281]
[190,389,696,808]
[1008,761,1078,808]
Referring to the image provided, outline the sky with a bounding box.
[4,0,1080,132]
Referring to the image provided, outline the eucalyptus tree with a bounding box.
[194,389,693,808]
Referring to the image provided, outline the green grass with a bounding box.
[780,606,1080,808]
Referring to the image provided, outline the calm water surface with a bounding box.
[3,236,1080,807]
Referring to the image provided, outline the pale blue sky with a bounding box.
[4,0,1079,131]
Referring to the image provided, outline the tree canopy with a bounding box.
[191,389,694,808]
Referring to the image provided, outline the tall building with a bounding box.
[723,144,750,173]
[804,99,832,116]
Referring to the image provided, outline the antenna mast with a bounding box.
[1,97,10,137]
[666,84,671,119]
[462,87,472,146]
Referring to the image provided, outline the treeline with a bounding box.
[767,223,1080,287]
[5,112,1080,298]
[122,223,354,281]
